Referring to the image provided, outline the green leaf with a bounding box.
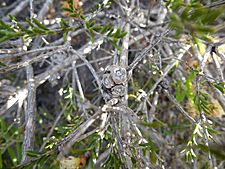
[63,31,69,42]
[116,31,127,38]
[0,20,14,31]
[16,141,22,163]
[172,0,185,11]
[60,19,70,29]
[106,27,114,36]
[175,81,187,102]
[0,36,11,43]
[0,61,7,67]
[61,7,74,13]
[213,82,225,94]
[9,15,28,32]
[68,0,74,10]
[197,143,225,160]
[168,123,190,131]
[131,156,137,166]
[0,30,13,35]
[169,13,184,36]
[16,22,27,32]
[36,154,51,167]
[207,127,220,134]
[113,28,121,38]
[140,120,164,129]
[0,153,2,169]
[1,118,7,133]
[89,20,96,28]
[96,3,102,10]
[26,18,35,28]
[80,15,86,20]
[46,30,55,35]
[92,25,102,32]
[201,8,224,24]
[32,18,49,31]
[138,143,159,151]
[9,15,16,21]
[194,25,215,34]
[100,23,110,34]
[190,8,206,21]
[180,6,191,20]
[32,27,46,34]
[108,39,121,51]
[26,151,45,158]
[0,31,23,42]
[7,147,17,165]
[150,151,158,164]
[70,13,79,18]
[89,29,95,43]
[85,21,90,29]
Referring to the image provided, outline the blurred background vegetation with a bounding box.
[0,0,225,168]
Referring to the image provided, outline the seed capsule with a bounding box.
[111,85,126,97]
[102,74,114,89]
[110,66,127,84]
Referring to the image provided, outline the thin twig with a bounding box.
[119,0,135,167]
[128,32,165,72]
[147,91,159,122]
[0,45,65,60]
[21,0,36,163]
[37,0,54,20]
[73,61,87,117]
[40,102,69,151]
[145,43,190,98]
[95,148,111,167]
[3,0,29,21]
[111,116,126,166]
[33,37,107,87]
[163,89,196,123]
[71,50,105,98]
[211,52,224,81]
[199,45,212,72]
[58,110,102,156]
[196,51,215,168]
[0,48,67,73]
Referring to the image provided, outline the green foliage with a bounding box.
[180,120,220,164]
[0,15,57,42]
[0,118,23,168]
[81,0,127,50]
[61,0,84,19]
[0,0,127,52]
[0,19,23,42]
[60,0,126,49]
[173,67,225,164]
[212,81,225,94]
[175,70,197,102]
[101,148,122,169]
[1,0,225,168]
[194,92,211,115]
[96,0,111,10]
[0,61,7,67]
[167,0,224,39]
[15,151,55,169]
[197,143,225,160]
[85,20,127,50]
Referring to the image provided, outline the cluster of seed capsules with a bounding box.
[101,65,127,105]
